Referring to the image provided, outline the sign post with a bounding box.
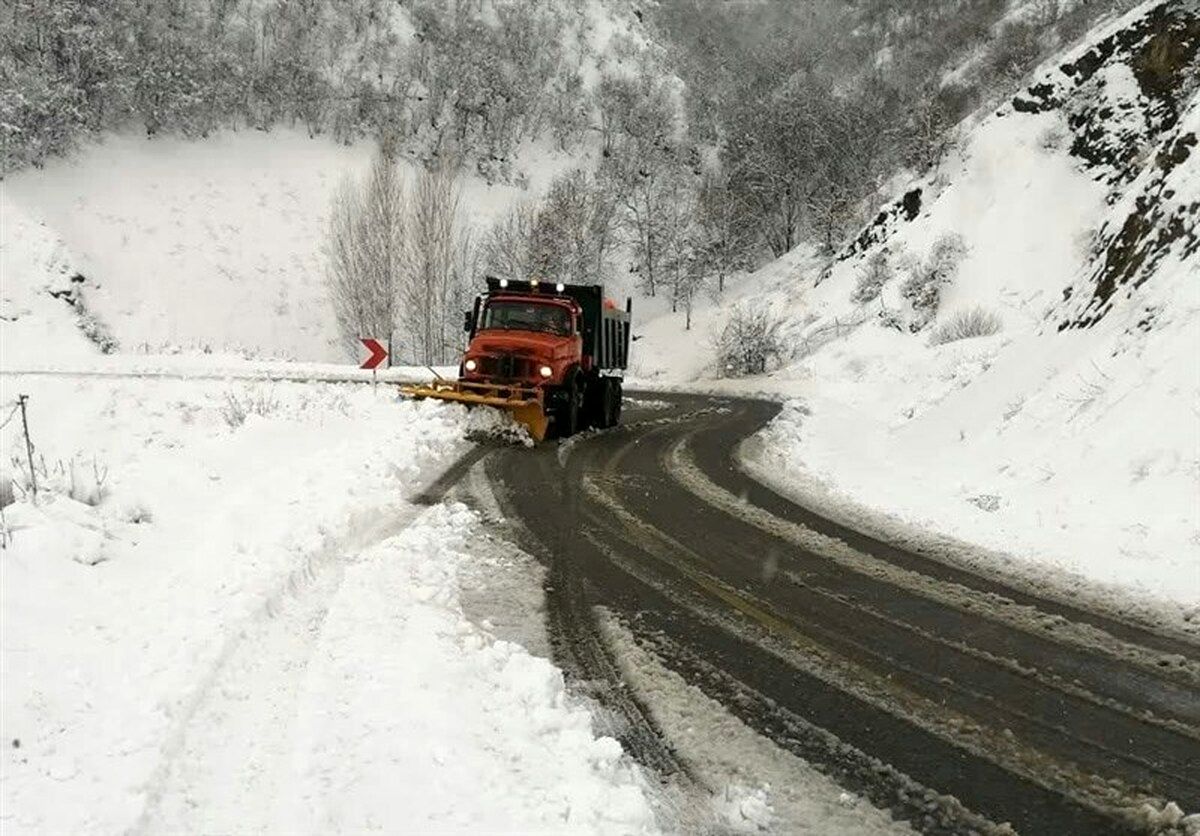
[360,338,389,392]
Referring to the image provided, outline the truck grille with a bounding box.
[477,354,538,379]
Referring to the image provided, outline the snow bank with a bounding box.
[276,503,657,835]
[0,376,467,832]
[0,375,654,833]
[0,197,101,364]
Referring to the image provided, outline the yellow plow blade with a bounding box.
[509,401,550,442]
[398,380,550,442]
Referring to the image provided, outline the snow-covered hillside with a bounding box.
[637,1,1200,612]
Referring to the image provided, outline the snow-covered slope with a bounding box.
[1,131,584,363]
[637,1,1200,611]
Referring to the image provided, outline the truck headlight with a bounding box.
[539,365,553,378]
[464,358,477,372]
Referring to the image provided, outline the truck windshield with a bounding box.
[481,301,572,335]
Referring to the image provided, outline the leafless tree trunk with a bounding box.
[326,149,406,358]
[401,163,462,364]
[482,202,538,281]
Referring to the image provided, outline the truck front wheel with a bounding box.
[557,372,583,438]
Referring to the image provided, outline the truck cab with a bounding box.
[461,278,631,437]
[461,294,583,388]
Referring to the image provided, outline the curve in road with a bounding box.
[483,393,1200,836]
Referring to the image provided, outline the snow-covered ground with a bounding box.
[635,1,1200,616]
[0,375,665,833]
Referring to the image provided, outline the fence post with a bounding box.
[18,395,37,501]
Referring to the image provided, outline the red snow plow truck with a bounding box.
[400,277,632,441]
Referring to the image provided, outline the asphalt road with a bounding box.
[481,393,1200,835]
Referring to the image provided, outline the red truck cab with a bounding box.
[460,294,583,387]
[460,278,631,437]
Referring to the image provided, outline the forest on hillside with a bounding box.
[1,0,1146,361]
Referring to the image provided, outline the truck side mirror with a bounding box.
[463,310,473,333]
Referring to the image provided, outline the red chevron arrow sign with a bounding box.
[359,338,389,370]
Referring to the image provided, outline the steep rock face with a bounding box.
[1014,1,1199,182]
[836,0,1199,331]
[1059,95,1199,331]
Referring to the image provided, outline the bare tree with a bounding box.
[529,168,621,285]
[903,87,958,173]
[326,149,406,358]
[712,305,786,377]
[446,223,482,357]
[657,172,701,319]
[482,202,538,281]
[401,163,461,364]
[695,172,756,293]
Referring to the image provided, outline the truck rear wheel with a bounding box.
[598,380,615,429]
[609,379,622,426]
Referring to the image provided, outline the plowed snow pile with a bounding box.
[0,379,657,834]
[638,1,1200,612]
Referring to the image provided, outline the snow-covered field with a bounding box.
[635,2,1200,615]
[0,376,666,833]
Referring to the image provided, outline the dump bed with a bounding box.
[483,278,631,371]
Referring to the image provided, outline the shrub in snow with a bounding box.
[900,233,968,331]
[851,252,893,305]
[220,389,280,428]
[930,306,1003,345]
[712,305,785,377]
[7,453,109,506]
[967,493,1002,513]
[77,310,119,354]
[878,308,904,331]
[68,457,109,506]
[985,19,1045,84]
[1038,124,1067,151]
[121,501,154,524]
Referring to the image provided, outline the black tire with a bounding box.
[598,378,617,429]
[581,373,602,430]
[559,372,582,438]
[609,379,623,427]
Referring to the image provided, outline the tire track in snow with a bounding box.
[668,438,1200,726]
[130,445,484,834]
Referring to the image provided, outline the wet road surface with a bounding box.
[481,393,1200,835]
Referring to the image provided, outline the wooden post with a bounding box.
[18,395,36,501]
